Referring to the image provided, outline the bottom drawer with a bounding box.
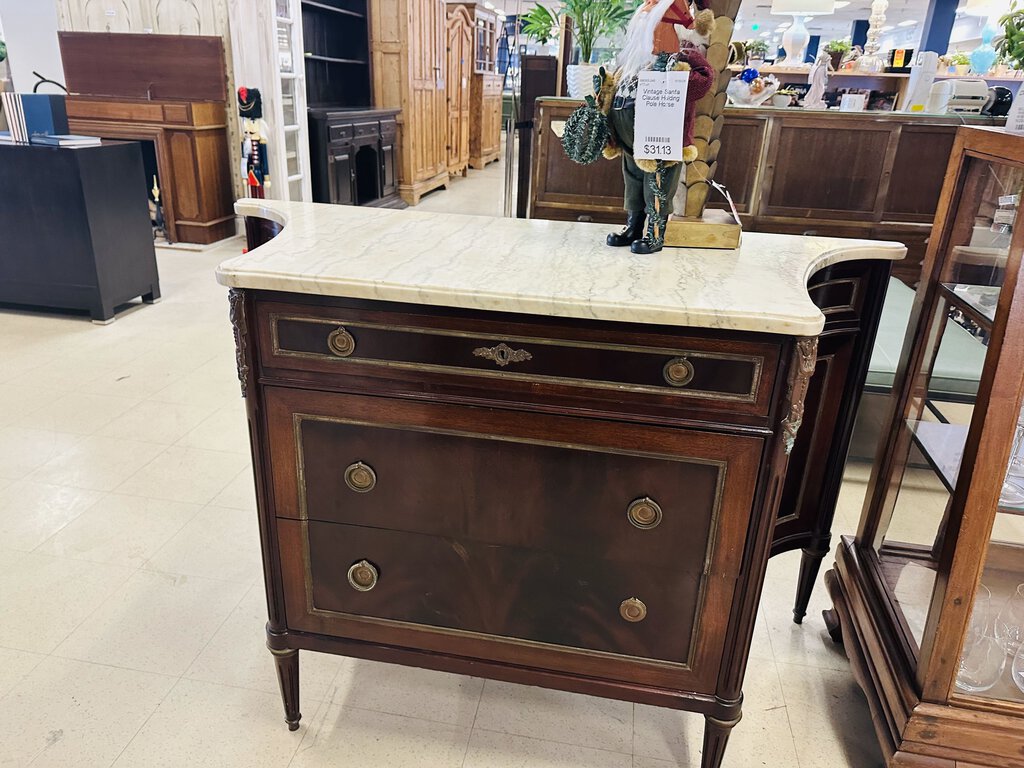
[295,519,699,664]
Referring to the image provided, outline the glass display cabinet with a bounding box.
[826,126,1024,767]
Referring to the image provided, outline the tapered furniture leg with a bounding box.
[270,647,301,730]
[701,713,741,768]
[792,544,828,624]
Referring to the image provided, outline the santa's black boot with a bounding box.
[606,211,646,247]
[630,237,663,254]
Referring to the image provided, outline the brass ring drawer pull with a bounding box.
[327,326,356,357]
[347,559,379,592]
[620,597,647,623]
[663,357,694,387]
[344,462,376,493]
[627,497,663,529]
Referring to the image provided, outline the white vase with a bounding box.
[566,63,601,99]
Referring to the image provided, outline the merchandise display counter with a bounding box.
[529,97,1003,285]
[217,199,903,768]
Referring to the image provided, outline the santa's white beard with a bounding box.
[613,0,677,84]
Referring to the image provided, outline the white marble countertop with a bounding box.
[217,199,905,336]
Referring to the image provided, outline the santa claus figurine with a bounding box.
[573,0,716,254]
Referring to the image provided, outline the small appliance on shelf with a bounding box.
[926,78,989,114]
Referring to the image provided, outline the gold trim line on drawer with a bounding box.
[269,313,764,404]
[290,412,728,674]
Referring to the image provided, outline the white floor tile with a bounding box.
[210,464,258,510]
[0,646,45,699]
[475,680,634,754]
[98,399,218,445]
[0,479,103,551]
[30,435,167,491]
[34,493,201,567]
[291,702,471,768]
[144,504,262,583]
[331,658,484,727]
[185,584,345,702]
[54,569,249,675]
[0,549,134,653]
[0,426,80,480]
[114,445,248,504]
[464,729,632,768]
[9,391,141,435]
[111,678,307,768]
[175,402,250,454]
[0,657,176,768]
[777,663,884,768]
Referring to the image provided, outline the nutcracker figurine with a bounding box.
[238,87,270,198]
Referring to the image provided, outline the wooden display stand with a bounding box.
[664,210,742,249]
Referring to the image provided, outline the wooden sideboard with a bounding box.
[308,108,402,208]
[529,98,1004,286]
[220,199,903,768]
[59,32,235,245]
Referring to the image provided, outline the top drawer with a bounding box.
[253,298,781,425]
[328,123,354,143]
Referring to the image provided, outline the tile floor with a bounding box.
[0,151,884,768]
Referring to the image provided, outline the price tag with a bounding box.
[634,69,689,162]
[1006,96,1024,135]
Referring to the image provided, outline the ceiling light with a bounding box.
[897,19,917,26]
[833,1,849,7]
[880,24,895,31]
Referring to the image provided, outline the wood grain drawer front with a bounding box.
[299,520,699,664]
[328,124,354,143]
[353,121,379,138]
[268,387,764,690]
[260,306,773,416]
[274,393,724,566]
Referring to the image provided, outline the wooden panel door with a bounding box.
[445,6,472,175]
[408,0,449,194]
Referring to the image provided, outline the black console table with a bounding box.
[0,141,160,323]
[308,107,404,209]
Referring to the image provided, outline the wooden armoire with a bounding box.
[445,4,473,177]
[371,0,450,204]
[449,1,502,169]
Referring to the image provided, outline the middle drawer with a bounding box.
[266,386,763,568]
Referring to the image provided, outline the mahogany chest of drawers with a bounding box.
[225,206,900,768]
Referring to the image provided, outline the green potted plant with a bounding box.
[823,37,851,71]
[949,51,971,75]
[745,39,770,67]
[523,0,636,97]
[521,4,559,46]
[996,1,1024,71]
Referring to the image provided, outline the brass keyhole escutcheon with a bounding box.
[347,559,379,592]
[344,462,376,493]
[620,597,647,623]
[663,357,694,387]
[327,326,356,357]
[627,497,663,530]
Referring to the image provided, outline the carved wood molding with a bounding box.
[781,337,818,455]
[228,288,249,397]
